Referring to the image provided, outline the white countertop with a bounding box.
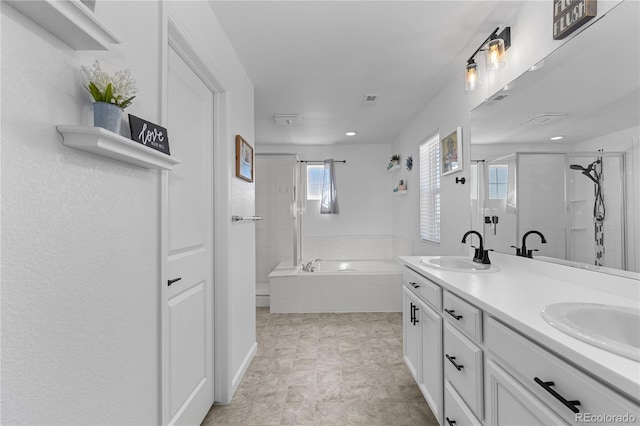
[398,253,640,403]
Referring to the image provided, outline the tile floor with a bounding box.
[202,307,438,425]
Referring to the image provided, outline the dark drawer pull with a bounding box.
[445,417,456,426]
[410,302,415,324]
[445,308,463,320]
[534,377,581,413]
[168,277,182,286]
[445,354,464,371]
[410,282,420,289]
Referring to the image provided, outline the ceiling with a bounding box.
[470,1,640,146]
[209,1,514,145]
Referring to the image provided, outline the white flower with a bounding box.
[81,60,138,109]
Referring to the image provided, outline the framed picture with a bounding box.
[441,127,463,175]
[235,135,254,182]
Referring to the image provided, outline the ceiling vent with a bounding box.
[524,113,566,125]
[364,94,379,104]
[274,114,302,126]
[483,93,510,106]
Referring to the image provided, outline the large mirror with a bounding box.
[470,1,639,276]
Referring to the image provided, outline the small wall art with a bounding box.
[441,127,463,176]
[235,135,254,182]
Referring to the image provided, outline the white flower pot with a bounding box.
[93,102,122,134]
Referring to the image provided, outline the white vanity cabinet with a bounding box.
[400,259,640,426]
[403,269,443,425]
[485,316,640,426]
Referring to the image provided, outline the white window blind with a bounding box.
[420,134,441,243]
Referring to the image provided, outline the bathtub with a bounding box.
[268,259,403,313]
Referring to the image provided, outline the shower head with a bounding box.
[569,160,601,184]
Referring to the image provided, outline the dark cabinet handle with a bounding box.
[534,377,581,413]
[410,282,420,289]
[446,354,464,371]
[410,302,415,324]
[168,277,182,286]
[445,308,463,320]
[445,417,456,426]
[412,304,419,325]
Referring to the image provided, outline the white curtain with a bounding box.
[320,159,339,214]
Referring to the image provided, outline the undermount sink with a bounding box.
[541,303,640,361]
[420,256,500,273]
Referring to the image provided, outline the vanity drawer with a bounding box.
[444,321,483,419]
[443,291,482,343]
[444,380,482,426]
[404,267,442,311]
[485,316,640,425]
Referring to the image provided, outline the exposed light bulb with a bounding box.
[465,60,479,91]
[485,38,506,70]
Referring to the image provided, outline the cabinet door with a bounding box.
[486,359,568,426]
[418,298,443,425]
[403,286,420,381]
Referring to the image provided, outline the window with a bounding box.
[420,134,440,243]
[488,165,508,199]
[306,164,323,200]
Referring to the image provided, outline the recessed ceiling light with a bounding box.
[345,131,357,136]
[503,82,516,91]
[529,60,545,71]
[550,135,564,140]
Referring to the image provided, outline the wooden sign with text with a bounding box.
[128,114,171,155]
[553,0,597,40]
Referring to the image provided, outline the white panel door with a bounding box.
[165,45,214,426]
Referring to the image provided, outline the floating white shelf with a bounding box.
[57,126,180,170]
[6,0,120,50]
[394,190,408,195]
[387,164,401,172]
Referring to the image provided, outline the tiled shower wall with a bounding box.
[255,155,297,294]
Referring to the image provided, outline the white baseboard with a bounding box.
[256,295,270,307]
[231,341,257,398]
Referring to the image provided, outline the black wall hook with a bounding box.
[455,177,466,184]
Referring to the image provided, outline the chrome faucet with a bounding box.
[512,230,547,258]
[461,230,491,264]
[302,258,321,272]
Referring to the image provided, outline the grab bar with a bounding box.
[231,215,263,222]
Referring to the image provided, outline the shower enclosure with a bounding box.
[255,154,303,305]
[472,152,626,269]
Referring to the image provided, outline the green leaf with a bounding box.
[103,83,114,104]
[119,96,136,109]
[88,82,103,102]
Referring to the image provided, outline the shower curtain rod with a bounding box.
[299,160,346,164]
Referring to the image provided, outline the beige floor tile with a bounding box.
[201,309,434,426]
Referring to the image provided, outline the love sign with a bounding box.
[128,114,171,155]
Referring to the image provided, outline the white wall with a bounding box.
[391,0,623,259]
[1,1,255,422]
[258,144,394,260]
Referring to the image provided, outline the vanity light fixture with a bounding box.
[345,131,357,136]
[464,27,511,91]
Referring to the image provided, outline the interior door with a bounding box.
[165,45,214,425]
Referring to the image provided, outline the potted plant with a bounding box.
[391,154,401,165]
[81,60,138,134]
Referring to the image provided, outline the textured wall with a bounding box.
[1,3,162,424]
[1,0,256,422]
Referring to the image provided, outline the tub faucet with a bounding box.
[461,230,491,264]
[302,259,321,272]
[512,230,547,258]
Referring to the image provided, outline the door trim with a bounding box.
[160,4,233,424]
